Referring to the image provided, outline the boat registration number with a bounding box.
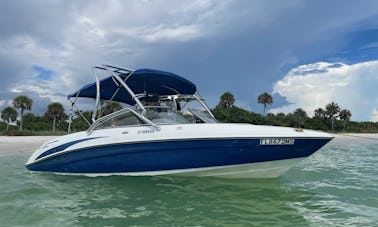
[260,138,295,145]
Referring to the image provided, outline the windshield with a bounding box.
[93,109,145,130]
[143,107,190,124]
[188,109,218,123]
[91,107,190,131]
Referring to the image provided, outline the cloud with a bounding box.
[271,61,378,121]
[0,0,240,114]
[0,0,378,120]
[371,108,378,121]
[116,24,202,42]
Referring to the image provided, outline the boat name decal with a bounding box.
[260,138,295,145]
[138,129,157,134]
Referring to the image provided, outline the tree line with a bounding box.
[213,92,378,132]
[1,95,66,134]
[1,93,378,135]
[0,96,124,135]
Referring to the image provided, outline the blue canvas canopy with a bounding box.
[67,68,197,105]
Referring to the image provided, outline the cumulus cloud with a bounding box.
[1,0,378,120]
[271,61,378,121]
[0,0,235,107]
[371,108,378,122]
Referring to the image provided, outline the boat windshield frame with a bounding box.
[87,108,160,134]
[188,108,218,123]
[87,106,192,134]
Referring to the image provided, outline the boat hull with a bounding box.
[55,158,307,178]
[25,137,331,178]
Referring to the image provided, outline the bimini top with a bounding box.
[67,68,197,105]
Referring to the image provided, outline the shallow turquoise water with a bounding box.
[0,140,377,226]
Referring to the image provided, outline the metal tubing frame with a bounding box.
[87,107,160,135]
[91,67,101,123]
[67,100,92,133]
[193,93,215,118]
[68,90,92,133]
[68,64,216,135]
[102,64,146,114]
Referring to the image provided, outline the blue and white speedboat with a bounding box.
[25,65,333,178]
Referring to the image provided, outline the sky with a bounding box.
[0,0,378,121]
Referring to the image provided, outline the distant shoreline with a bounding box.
[0,136,58,143]
[333,133,378,139]
[330,133,378,145]
[0,136,58,156]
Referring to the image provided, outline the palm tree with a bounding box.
[12,95,33,131]
[339,109,352,131]
[45,102,65,132]
[218,92,235,109]
[257,92,273,116]
[314,108,326,119]
[293,108,307,128]
[325,102,340,131]
[1,107,18,131]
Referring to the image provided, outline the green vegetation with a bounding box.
[213,92,378,133]
[257,92,273,116]
[339,109,352,130]
[1,93,378,135]
[12,95,33,131]
[1,107,17,131]
[99,101,123,116]
[293,108,307,128]
[45,102,66,132]
[0,96,67,136]
[70,111,92,132]
[216,92,235,109]
[326,102,340,131]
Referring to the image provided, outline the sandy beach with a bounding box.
[1,134,377,155]
[0,136,58,156]
[330,133,378,145]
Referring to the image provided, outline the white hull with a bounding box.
[30,65,333,178]
[26,123,333,165]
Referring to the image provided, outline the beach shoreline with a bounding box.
[0,136,58,156]
[330,133,378,145]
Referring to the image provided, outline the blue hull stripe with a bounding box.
[26,138,331,173]
[37,137,101,160]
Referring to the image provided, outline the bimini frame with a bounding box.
[67,64,215,134]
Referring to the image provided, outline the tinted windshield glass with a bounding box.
[94,110,144,129]
[188,109,218,123]
[144,107,190,124]
[92,107,191,131]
